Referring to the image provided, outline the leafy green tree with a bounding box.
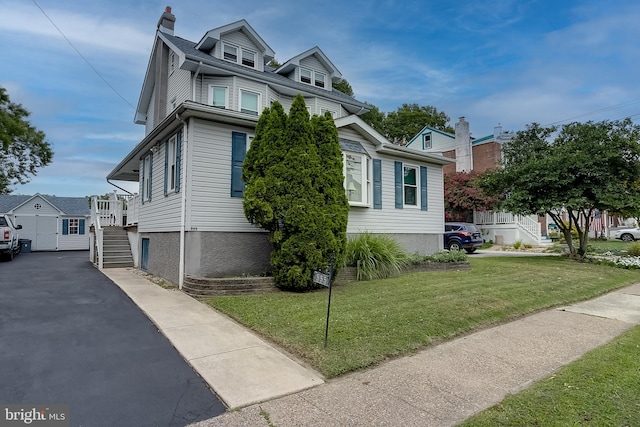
[332,79,354,96]
[0,87,53,194]
[481,119,640,257]
[243,95,348,291]
[359,103,386,135]
[383,103,454,145]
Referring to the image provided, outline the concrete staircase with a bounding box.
[102,227,134,268]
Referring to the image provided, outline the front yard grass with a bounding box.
[203,257,638,378]
[460,325,640,427]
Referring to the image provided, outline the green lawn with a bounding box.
[460,325,640,427]
[587,239,635,254]
[203,257,639,378]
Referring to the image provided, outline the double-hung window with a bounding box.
[164,132,182,195]
[344,152,369,206]
[300,68,312,84]
[142,153,153,203]
[394,161,428,210]
[208,85,228,108]
[222,42,257,69]
[241,49,256,67]
[403,165,418,207]
[300,67,327,88]
[314,71,326,88]
[240,90,260,115]
[423,132,432,149]
[223,43,238,62]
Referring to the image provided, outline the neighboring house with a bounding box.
[407,118,550,246]
[0,194,90,251]
[100,7,454,286]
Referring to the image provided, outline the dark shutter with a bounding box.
[141,159,145,205]
[373,159,382,209]
[148,152,153,202]
[394,161,403,209]
[231,132,246,197]
[79,219,86,235]
[175,130,182,193]
[62,219,69,235]
[420,166,428,211]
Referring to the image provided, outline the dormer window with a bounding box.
[242,49,256,67]
[314,71,326,88]
[300,68,312,84]
[300,67,327,89]
[223,44,237,62]
[222,42,258,69]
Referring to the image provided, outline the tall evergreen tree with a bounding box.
[243,96,348,291]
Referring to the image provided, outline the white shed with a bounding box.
[0,194,90,251]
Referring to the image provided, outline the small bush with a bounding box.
[423,251,468,263]
[513,240,523,250]
[344,233,411,280]
[627,242,640,257]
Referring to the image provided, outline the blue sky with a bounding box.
[2,0,640,197]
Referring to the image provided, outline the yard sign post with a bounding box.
[313,252,335,348]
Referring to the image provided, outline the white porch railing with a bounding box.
[89,192,139,268]
[474,210,542,244]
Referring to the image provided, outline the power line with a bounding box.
[32,0,136,110]
[546,98,640,126]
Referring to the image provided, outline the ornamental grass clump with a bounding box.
[344,233,411,280]
[627,242,640,257]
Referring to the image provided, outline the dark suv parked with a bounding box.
[444,222,483,253]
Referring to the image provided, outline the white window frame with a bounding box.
[423,132,432,150]
[142,154,152,202]
[403,164,419,208]
[223,43,238,62]
[300,68,312,84]
[208,85,228,108]
[314,71,326,88]
[68,218,79,235]
[167,136,177,192]
[239,89,261,115]
[343,152,370,207]
[169,52,176,74]
[222,42,258,69]
[320,108,337,118]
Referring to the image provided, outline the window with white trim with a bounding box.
[169,52,176,74]
[208,85,228,108]
[321,108,336,118]
[423,132,432,149]
[240,90,260,115]
[167,136,177,192]
[344,152,369,206]
[403,165,418,207]
[300,67,327,89]
[68,218,79,235]
[222,42,258,69]
[142,154,152,202]
[223,43,237,62]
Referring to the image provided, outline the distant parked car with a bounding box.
[612,227,640,242]
[444,222,483,253]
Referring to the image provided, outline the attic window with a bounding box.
[300,68,312,84]
[223,44,238,62]
[242,49,256,67]
[423,133,432,149]
[314,71,326,88]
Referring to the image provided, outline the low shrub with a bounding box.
[513,240,523,250]
[344,233,411,280]
[422,250,468,263]
[627,242,640,257]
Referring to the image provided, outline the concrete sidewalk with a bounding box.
[187,283,640,427]
[101,268,323,410]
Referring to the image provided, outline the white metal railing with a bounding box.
[91,197,104,269]
[123,194,140,226]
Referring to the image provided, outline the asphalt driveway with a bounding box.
[0,251,225,426]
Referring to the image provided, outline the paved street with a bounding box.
[0,251,225,426]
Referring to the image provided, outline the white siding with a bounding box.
[14,196,59,216]
[58,216,90,250]
[233,77,267,113]
[137,131,184,232]
[167,67,191,112]
[337,130,446,235]
[300,55,328,75]
[199,76,235,106]
[315,98,343,118]
[216,30,265,72]
[188,119,258,232]
[408,130,455,153]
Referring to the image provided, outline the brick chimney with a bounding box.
[157,6,176,35]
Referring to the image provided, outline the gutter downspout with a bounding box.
[176,113,188,289]
[192,61,203,101]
